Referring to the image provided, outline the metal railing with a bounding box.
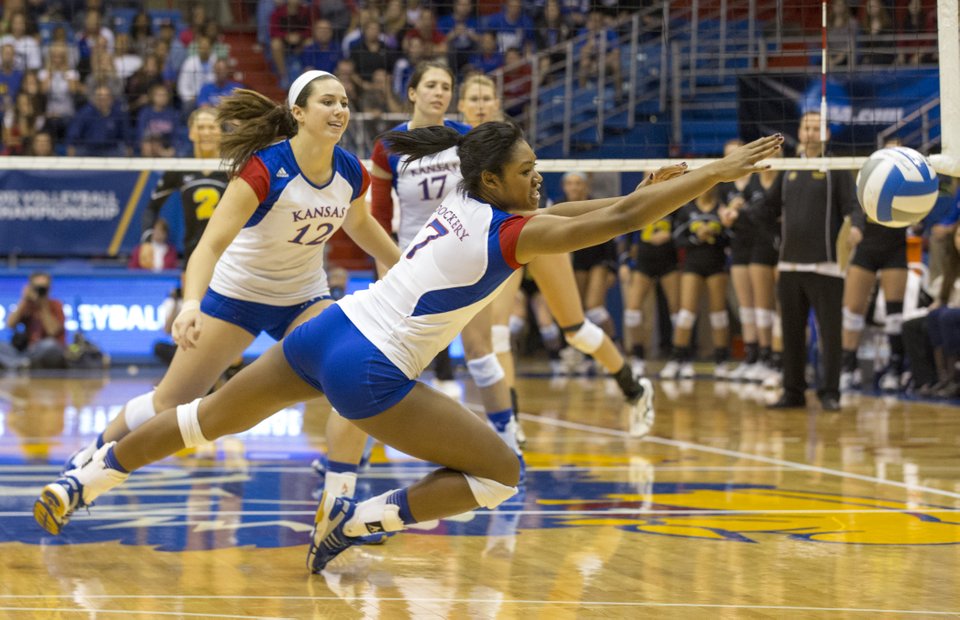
[877,96,941,152]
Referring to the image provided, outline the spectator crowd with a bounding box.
[0,0,242,157]
[0,0,940,157]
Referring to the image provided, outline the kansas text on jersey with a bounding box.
[212,140,369,305]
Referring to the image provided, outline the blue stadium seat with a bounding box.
[108,8,139,35]
[38,22,71,47]
[148,9,183,34]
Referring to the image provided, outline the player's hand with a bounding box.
[637,163,688,189]
[172,301,202,349]
[719,206,738,227]
[847,226,863,249]
[710,135,783,182]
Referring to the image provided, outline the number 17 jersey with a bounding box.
[371,119,472,249]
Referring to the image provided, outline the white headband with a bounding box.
[287,70,333,108]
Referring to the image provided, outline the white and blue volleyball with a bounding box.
[856,146,938,228]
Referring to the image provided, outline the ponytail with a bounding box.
[381,125,463,170]
[218,89,298,176]
[381,121,523,197]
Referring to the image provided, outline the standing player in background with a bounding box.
[660,186,731,380]
[61,71,400,472]
[568,171,618,339]
[717,139,759,380]
[743,150,783,387]
[840,221,908,392]
[717,139,781,383]
[619,212,680,378]
[141,107,227,264]
[840,137,909,393]
[35,124,782,574]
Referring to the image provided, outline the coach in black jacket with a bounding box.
[762,111,865,411]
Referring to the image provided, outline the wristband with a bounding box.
[180,299,201,313]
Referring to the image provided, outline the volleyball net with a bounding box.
[0,0,956,264]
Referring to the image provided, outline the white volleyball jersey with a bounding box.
[211,141,369,305]
[338,191,532,378]
[371,120,472,249]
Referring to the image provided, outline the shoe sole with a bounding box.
[629,378,655,438]
[34,483,71,535]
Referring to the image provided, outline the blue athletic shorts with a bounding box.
[200,288,330,341]
[282,304,416,419]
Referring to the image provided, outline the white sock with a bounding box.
[343,491,405,537]
[324,471,357,499]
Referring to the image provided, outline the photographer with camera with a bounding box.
[1,271,67,370]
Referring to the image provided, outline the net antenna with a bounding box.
[930,0,960,176]
[820,0,828,169]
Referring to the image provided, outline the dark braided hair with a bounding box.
[380,121,525,197]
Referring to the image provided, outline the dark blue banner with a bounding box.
[738,68,940,155]
[0,170,168,257]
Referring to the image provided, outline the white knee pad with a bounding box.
[586,306,611,325]
[670,312,679,328]
[738,307,756,327]
[464,473,518,509]
[755,308,775,329]
[176,398,208,449]
[491,325,512,354]
[772,314,782,340]
[508,315,525,337]
[624,309,642,328]
[842,308,865,332]
[675,309,696,330]
[565,320,604,354]
[124,390,157,431]
[466,353,505,388]
[885,313,903,336]
[710,311,729,330]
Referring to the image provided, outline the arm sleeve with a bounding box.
[498,215,534,269]
[353,163,371,202]
[237,155,270,203]
[370,140,394,233]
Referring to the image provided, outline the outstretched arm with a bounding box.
[514,136,782,262]
[540,164,688,218]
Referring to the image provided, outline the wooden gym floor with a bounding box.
[0,367,958,618]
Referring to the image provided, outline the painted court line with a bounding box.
[0,607,289,619]
[520,413,960,501]
[0,597,954,615]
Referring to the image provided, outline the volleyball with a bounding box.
[856,147,939,228]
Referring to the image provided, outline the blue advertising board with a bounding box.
[0,269,378,363]
[738,68,940,155]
